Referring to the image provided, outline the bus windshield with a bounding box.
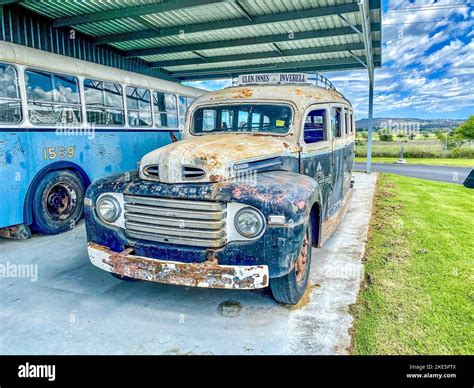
[191,104,292,135]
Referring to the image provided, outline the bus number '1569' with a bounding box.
[43,146,75,160]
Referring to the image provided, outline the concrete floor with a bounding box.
[0,172,377,355]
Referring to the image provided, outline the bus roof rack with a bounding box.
[307,73,336,91]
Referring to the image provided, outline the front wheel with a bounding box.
[270,221,312,305]
[31,170,85,235]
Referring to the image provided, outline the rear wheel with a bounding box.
[270,221,312,305]
[31,170,85,235]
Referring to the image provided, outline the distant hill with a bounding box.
[356,118,465,131]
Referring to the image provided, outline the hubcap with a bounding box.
[45,183,77,221]
[295,231,309,282]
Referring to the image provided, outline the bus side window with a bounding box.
[126,87,152,127]
[331,107,342,138]
[0,63,22,124]
[153,91,178,128]
[84,79,124,126]
[187,97,194,108]
[345,109,350,135]
[304,109,326,143]
[26,69,81,125]
[350,112,354,133]
[178,95,187,126]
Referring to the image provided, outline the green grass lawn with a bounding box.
[351,174,474,355]
[355,157,474,167]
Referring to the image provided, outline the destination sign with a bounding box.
[237,73,309,85]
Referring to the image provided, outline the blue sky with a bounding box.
[185,0,473,120]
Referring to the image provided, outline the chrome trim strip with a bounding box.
[125,230,226,248]
[124,203,225,220]
[125,213,225,230]
[125,195,225,211]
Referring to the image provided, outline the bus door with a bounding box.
[342,108,354,193]
[329,105,345,213]
[299,104,332,218]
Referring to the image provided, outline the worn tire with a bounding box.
[270,221,312,305]
[110,273,139,282]
[31,170,85,235]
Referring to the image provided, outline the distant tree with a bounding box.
[379,133,393,142]
[423,131,430,139]
[408,133,416,140]
[453,115,474,140]
[435,116,474,150]
[435,129,463,150]
[360,130,368,140]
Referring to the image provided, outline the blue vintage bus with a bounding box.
[0,42,204,238]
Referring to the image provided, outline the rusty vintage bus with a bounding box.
[84,73,356,304]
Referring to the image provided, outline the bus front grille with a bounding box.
[124,195,227,248]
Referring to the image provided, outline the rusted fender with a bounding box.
[88,242,269,289]
[215,171,322,226]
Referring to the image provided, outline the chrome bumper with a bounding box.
[88,243,269,290]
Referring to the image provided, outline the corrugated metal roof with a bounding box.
[22,0,159,20]
[12,0,382,81]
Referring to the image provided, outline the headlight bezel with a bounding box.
[234,207,265,238]
[96,194,122,224]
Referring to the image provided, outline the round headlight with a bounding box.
[96,195,121,223]
[234,207,265,238]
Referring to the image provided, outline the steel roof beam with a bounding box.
[358,0,374,84]
[337,13,363,36]
[126,24,380,58]
[171,54,381,77]
[94,2,360,46]
[52,0,224,28]
[150,41,379,68]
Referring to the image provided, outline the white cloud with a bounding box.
[327,0,473,118]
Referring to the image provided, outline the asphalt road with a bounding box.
[0,173,377,355]
[354,162,472,184]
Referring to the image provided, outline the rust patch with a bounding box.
[296,200,306,210]
[234,87,253,98]
[209,174,224,182]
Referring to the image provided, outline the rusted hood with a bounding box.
[139,134,299,183]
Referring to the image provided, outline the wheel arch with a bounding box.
[23,161,91,225]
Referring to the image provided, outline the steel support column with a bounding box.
[359,0,375,174]
[367,78,374,174]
